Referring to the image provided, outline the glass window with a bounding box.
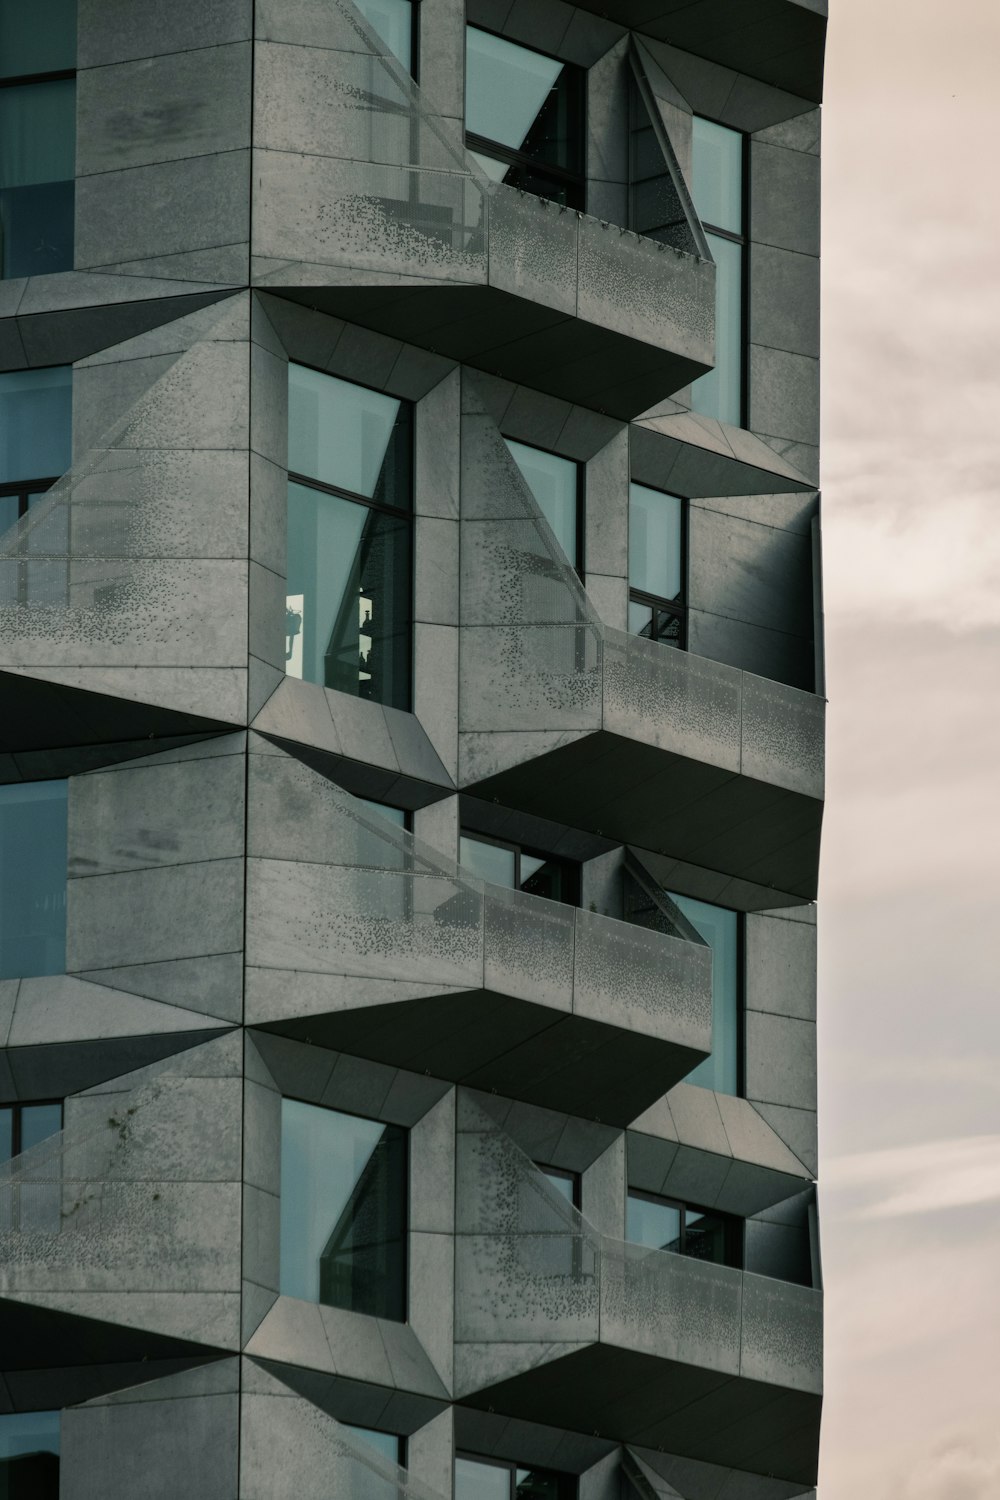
[0,1410,60,1498]
[344,1424,405,1466]
[504,439,580,570]
[456,1457,571,1500]
[536,1164,580,1209]
[465,27,585,208]
[627,1190,739,1266]
[628,482,685,649]
[0,1100,62,1162]
[0,1100,62,1231]
[670,892,740,1095]
[354,0,413,72]
[280,1098,407,1321]
[0,80,75,281]
[690,117,744,428]
[0,781,67,980]
[0,0,76,77]
[459,833,578,906]
[286,366,412,710]
[0,366,72,488]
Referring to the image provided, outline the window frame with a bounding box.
[534,1161,581,1210]
[690,117,749,429]
[626,1186,744,1269]
[627,484,688,651]
[286,362,415,710]
[278,1093,411,1323]
[463,24,587,210]
[458,828,581,907]
[455,1452,577,1500]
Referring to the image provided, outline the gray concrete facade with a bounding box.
[0,1,824,1496]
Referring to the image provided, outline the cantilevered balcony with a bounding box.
[245,745,713,1125]
[455,1100,822,1488]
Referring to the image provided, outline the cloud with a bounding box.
[825,1135,1000,1218]
[897,1436,1000,1500]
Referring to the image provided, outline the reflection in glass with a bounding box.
[0,1410,60,1499]
[456,1458,510,1500]
[505,439,579,567]
[690,116,744,427]
[538,1166,578,1209]
[629,483,682,602]
[671,892,739,1095]
[459,835,516,889]
[355,0,413,71]
[0,80,75,279]
[19,1103,61,1154]
[626,1193,682,1254]
[684,1206,728,1264]
[345,1423,403,1467]
[465,26,584,207]
[280,1099,407,1321]
[690,117,743,235]
[0,366,72,486]
[0,0,76,77]
[459,835,577,905]
[288,367,409,504]
[0,781,67,980]
[286,481,411,708]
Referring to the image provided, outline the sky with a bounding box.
[819,0,1000,1494]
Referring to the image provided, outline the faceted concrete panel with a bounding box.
[77,0,252,66]
[688,508,813,642]
[67,858,245,972]
[748,346,819,449]
[745,1013,817,1113]
[750,140,822,257]
[745,913,817,1021]
[750,245,820,360]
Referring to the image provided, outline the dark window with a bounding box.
[628,481,686,649]
[0,365,72,604]
[0,1100,62,1232]
[456,1455,575,1500]
[626,1189,742,1268]
[669,892,741,1096]
[0,1410,60,1499]
[535,1163,580,1210]
[0,781,67,980]
[459,832,579,907]
[0,1099,62,1162]
[504,439,583,574]
[279,1098,408,1322]
[689,116,745,427]
[0,0,76,280]
[286,366,413,711]
[465,26,585,209]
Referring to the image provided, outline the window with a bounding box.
[0,365,72,603]
[689,117,745,427]
[355,0,416,73]
[627,482,686,648]
[465,27,585,208]
[670,892,740,1096]
[456,1455,575,1500]
[535,1163,580,1210]
[1,1099,62,1232]
[286,365,413,710]
[0,1099,62,1161]
[504,439,582,573]
[0,1410,60,1498]
[345,1425,406,1467]
[0,781,67,980]
[279,1098,407,1321]
[626,1189,741,1268]
[0,0,76,279]
[459,832,579,906]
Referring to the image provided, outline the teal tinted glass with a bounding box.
[20,1103,61,1152]
[0,1410,60,1498]
[285,481,411,707]
[628,483,683,601]
[466,27,562,155]
[455,1459,510,1500]
[280,1098,407,1320]
[691,116,742,235]
[355,798,406,828]
[541,1169,575,1206]
[345,1424,402,1465]
[626,1193,681,1254]
[684,1206,729,1264]
[288,366,407,503]
[0,367,72,484]
[355,0,412,70]
[0,0,76,76]
[0,780,67,980]
[671,892,739,1094]
[0,1107,10,1161]
[691,233,742,427]
[460,835,515,888]
[0,79,75,279]
[505,439,578,566]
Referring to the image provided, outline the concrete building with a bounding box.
[0,0,825,1495]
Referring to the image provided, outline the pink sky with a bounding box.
[820,0,1000,1493]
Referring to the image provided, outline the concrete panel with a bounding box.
[62,1385,240,1499]
[586,429,629,578]
[750,244,820,359]
[748,346,819,448]
[751,141,822,257]
[688,507,813,640]
[77,0,252,66]
[745,913,817,1021]
[686,610,814,693]
[67,858,244,971]
[746,1013,816,1113]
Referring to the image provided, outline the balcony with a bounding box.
[455,1099,822,1487]
[245,744,713,1125]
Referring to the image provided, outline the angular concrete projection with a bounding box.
[454,1100,821,1485]
[458,395,824,901]
[0,1034,242,1351]
[245,740,712,1124]
[252,0,714,418]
